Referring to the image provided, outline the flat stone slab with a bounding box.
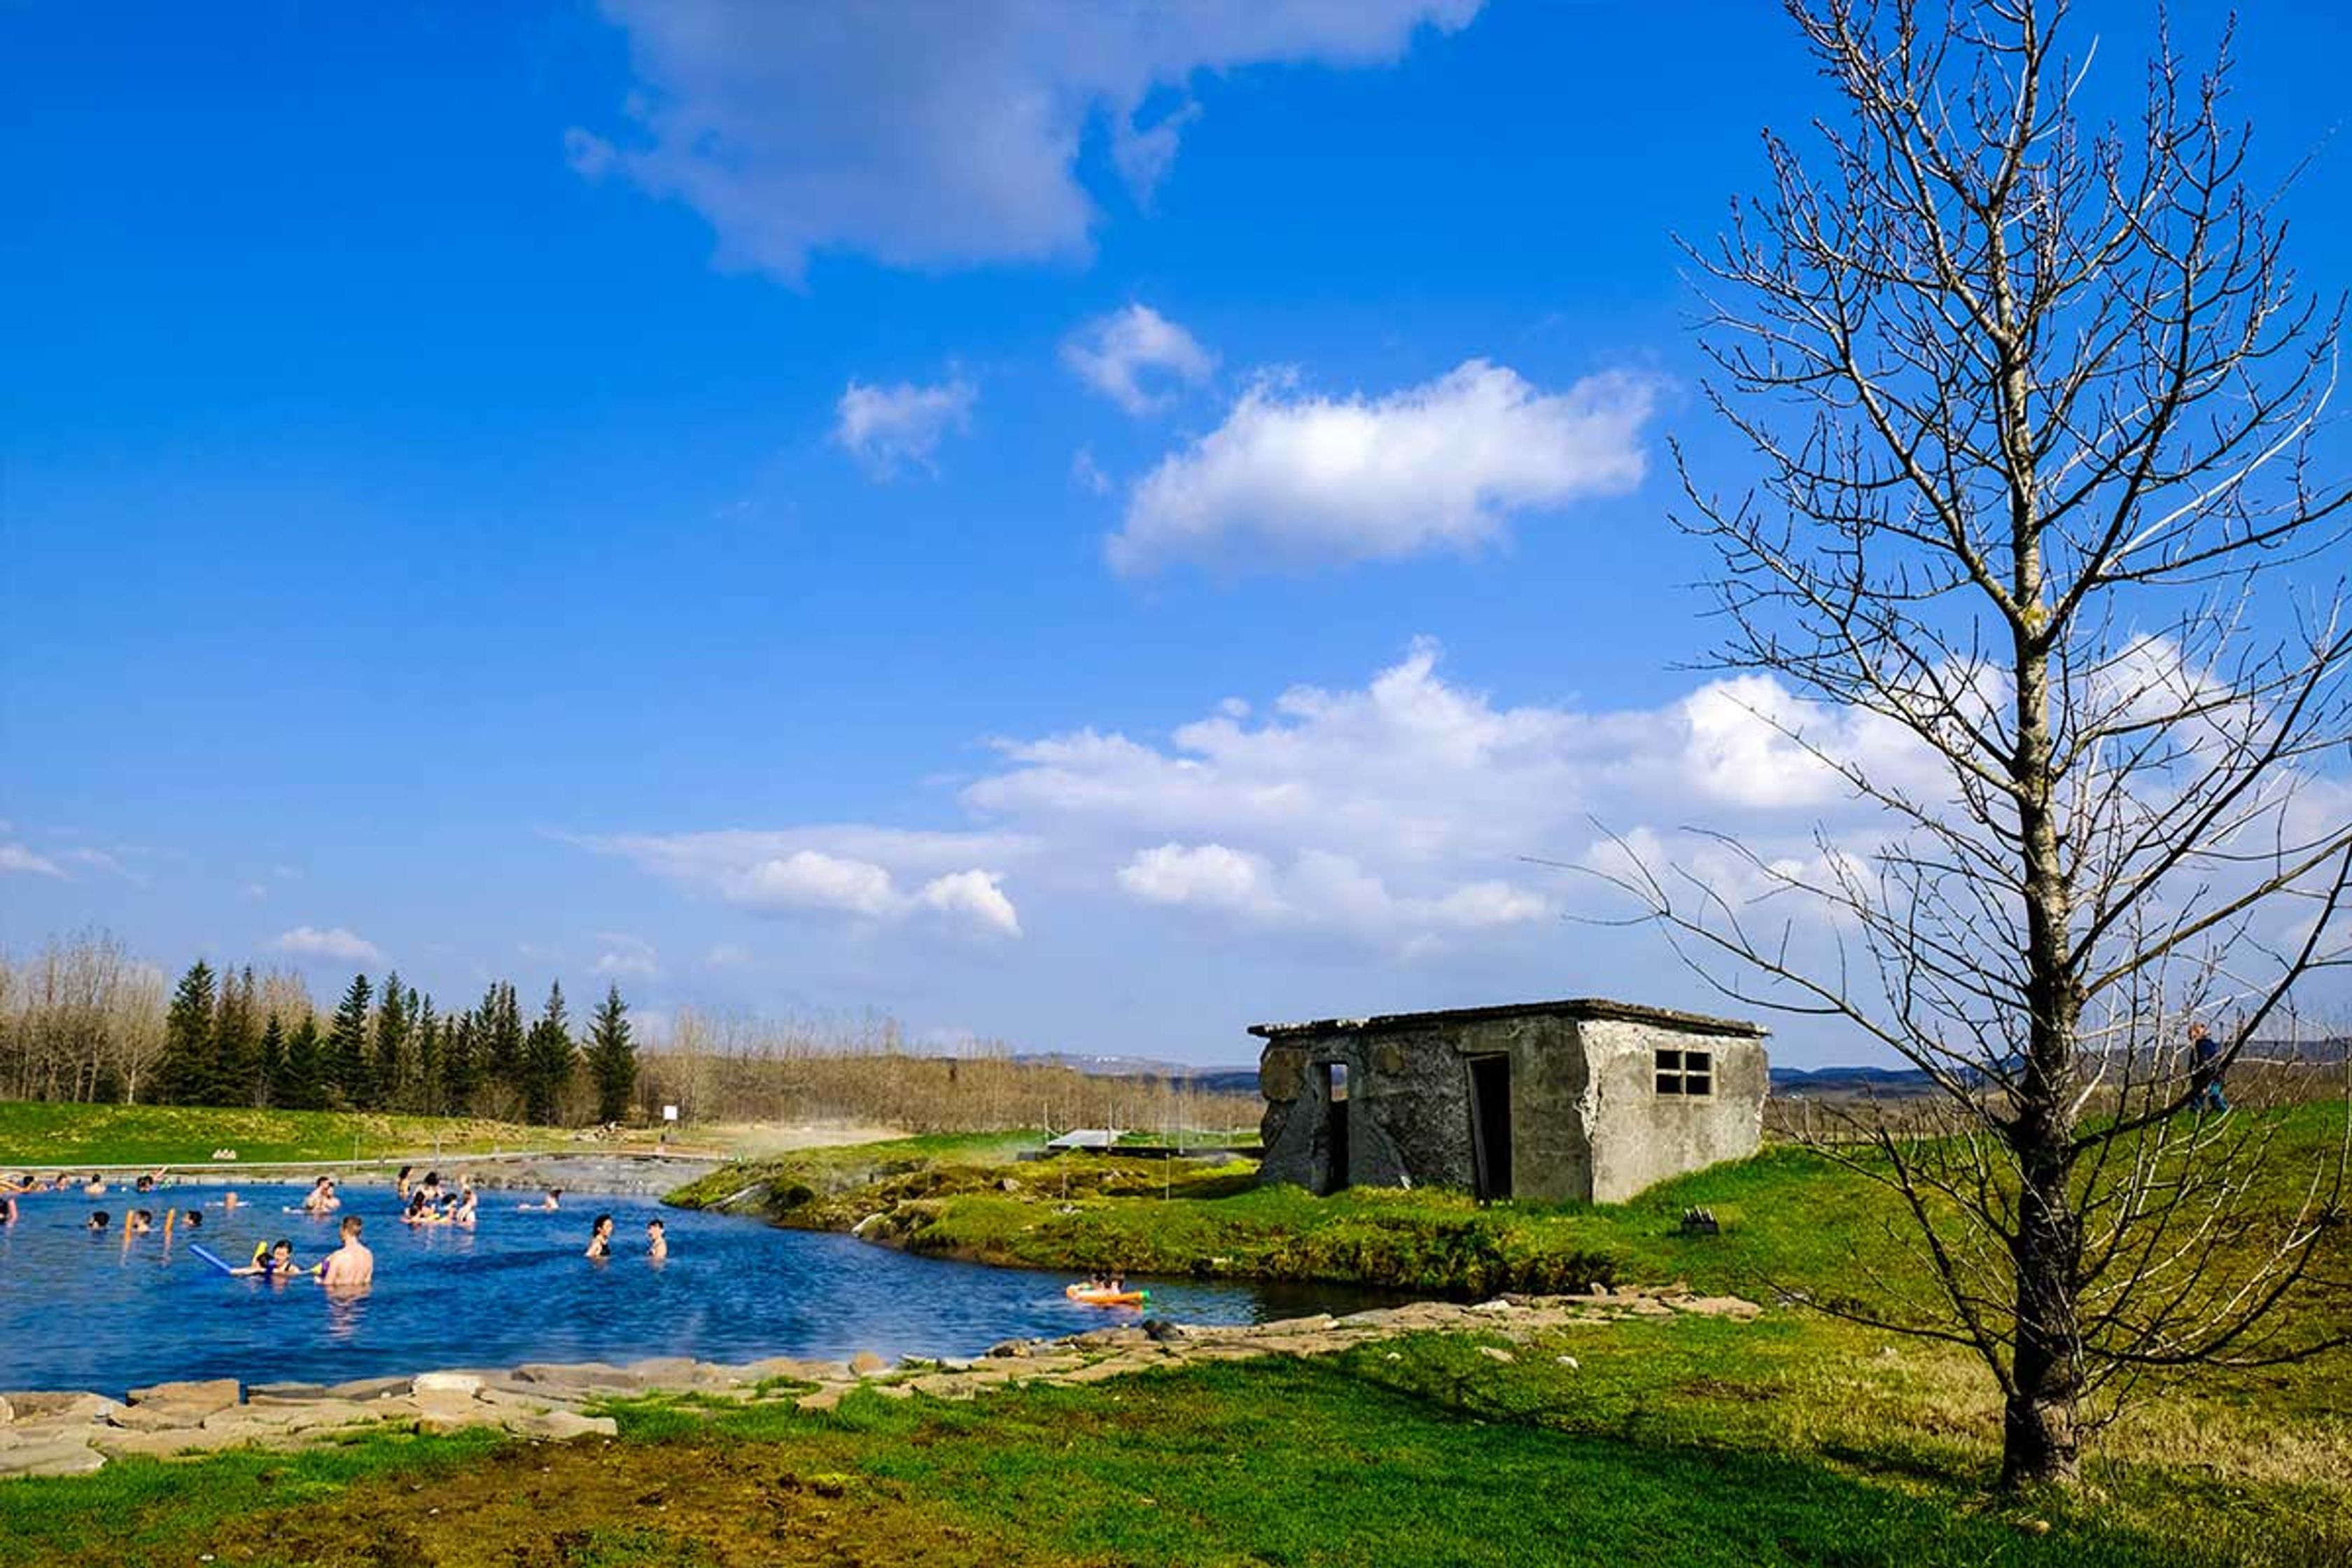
[412,1372,484,1396]
[327,1376,414,1401]
[513,1362,643,1391]
[246,1382,333,1404]
[0,1440,106,1478]
[126,1378,239,1415]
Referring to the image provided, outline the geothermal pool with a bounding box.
[0,1182,1389,1396]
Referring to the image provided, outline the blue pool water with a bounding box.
[0,1183,1392,1396]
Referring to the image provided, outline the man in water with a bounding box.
[646,1218,667,1260]
[318,1214,374,1289]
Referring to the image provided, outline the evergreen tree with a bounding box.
[326,973,374,1110]
[280,1015,327,1112]
[210,966,260,1107]
[484,981,525,1100]
[158,960,218,1105]
[372,973,410,1112]
[584,983,638,1126]
[443,1009,481,1112]
[257,1011,287,1109]
[414,996,442,1116]
[521,981,575,1126]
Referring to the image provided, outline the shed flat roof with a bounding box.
[1248,997,1767,1041]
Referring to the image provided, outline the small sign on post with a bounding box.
[662,1105,680,1124]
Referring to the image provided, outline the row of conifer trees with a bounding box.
[154,960,640,1126]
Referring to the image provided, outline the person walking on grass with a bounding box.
[2189,1021,2231,1114]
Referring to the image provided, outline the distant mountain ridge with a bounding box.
[1023,1037,2348,1103]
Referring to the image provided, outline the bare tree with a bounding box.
[1620,0,2352,1488]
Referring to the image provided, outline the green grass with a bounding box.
[0,1425,507,1567]
[0,1101,573,1168]
[3,1105,2342,1564]
[3,1329,2334,1567]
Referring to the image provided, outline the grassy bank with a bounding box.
[4,1318,2341,1568]
[666,1107,2352,1308]
[0,1101,575,1168]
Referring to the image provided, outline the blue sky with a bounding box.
[4,2,2348,1066]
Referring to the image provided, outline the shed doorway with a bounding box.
[1315,1061,1352,1196]
[1468,1055,1513,1200]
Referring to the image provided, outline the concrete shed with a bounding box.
[1252,998,1768,1203]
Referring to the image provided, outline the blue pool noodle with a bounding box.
[189,1242,236,1275]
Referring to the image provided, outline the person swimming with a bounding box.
[233,1238,304,1278]
[518,1189,562,1212]
[585,1213,614,1260]
[86,1210,110,1232]
[183,1209,202,1230]
[126,1209,154,1236]
[83,1174,106,1197]
[395,1166,414,1202]
[294,1177,340,1215]
[645,1219,667,1260]
[450,1189,478,1227]
[318,1215,373,1289]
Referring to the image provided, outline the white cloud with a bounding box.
[270,926,387,965]
[1071,447,1114,496]
[562,643,1996,964]
[1064,304,1217,415]
[0,844,65,878]
[568,827,1028,941]
[1120,842,1280,914]
[834,378,976,477]
[1109,361,1661,575]
[592,934,662,981]
[914,869,1023,939]
[573,0,1480,279]
[724,850,902,918]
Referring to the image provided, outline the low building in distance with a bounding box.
[1252,998,1768,1203]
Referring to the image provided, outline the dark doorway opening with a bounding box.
[1315,1061,1352,1196]
[1468,1056,1512,1200]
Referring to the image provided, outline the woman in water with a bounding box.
[584,1213,614,1260]
[233,1239,306,1278]
[395,1166,414,1202]
[518,1189,562,1212]
[450,1189,478,1226]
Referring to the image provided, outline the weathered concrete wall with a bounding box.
[1574,1018,1767,1203]
[1259,1002,1766,1203]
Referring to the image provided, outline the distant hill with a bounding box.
[1768,1064,1941,1098]
[1014,1052,1261,1096]
[1023,1037,2346,1104]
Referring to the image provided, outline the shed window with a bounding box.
[1655,1047,1713,1097]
